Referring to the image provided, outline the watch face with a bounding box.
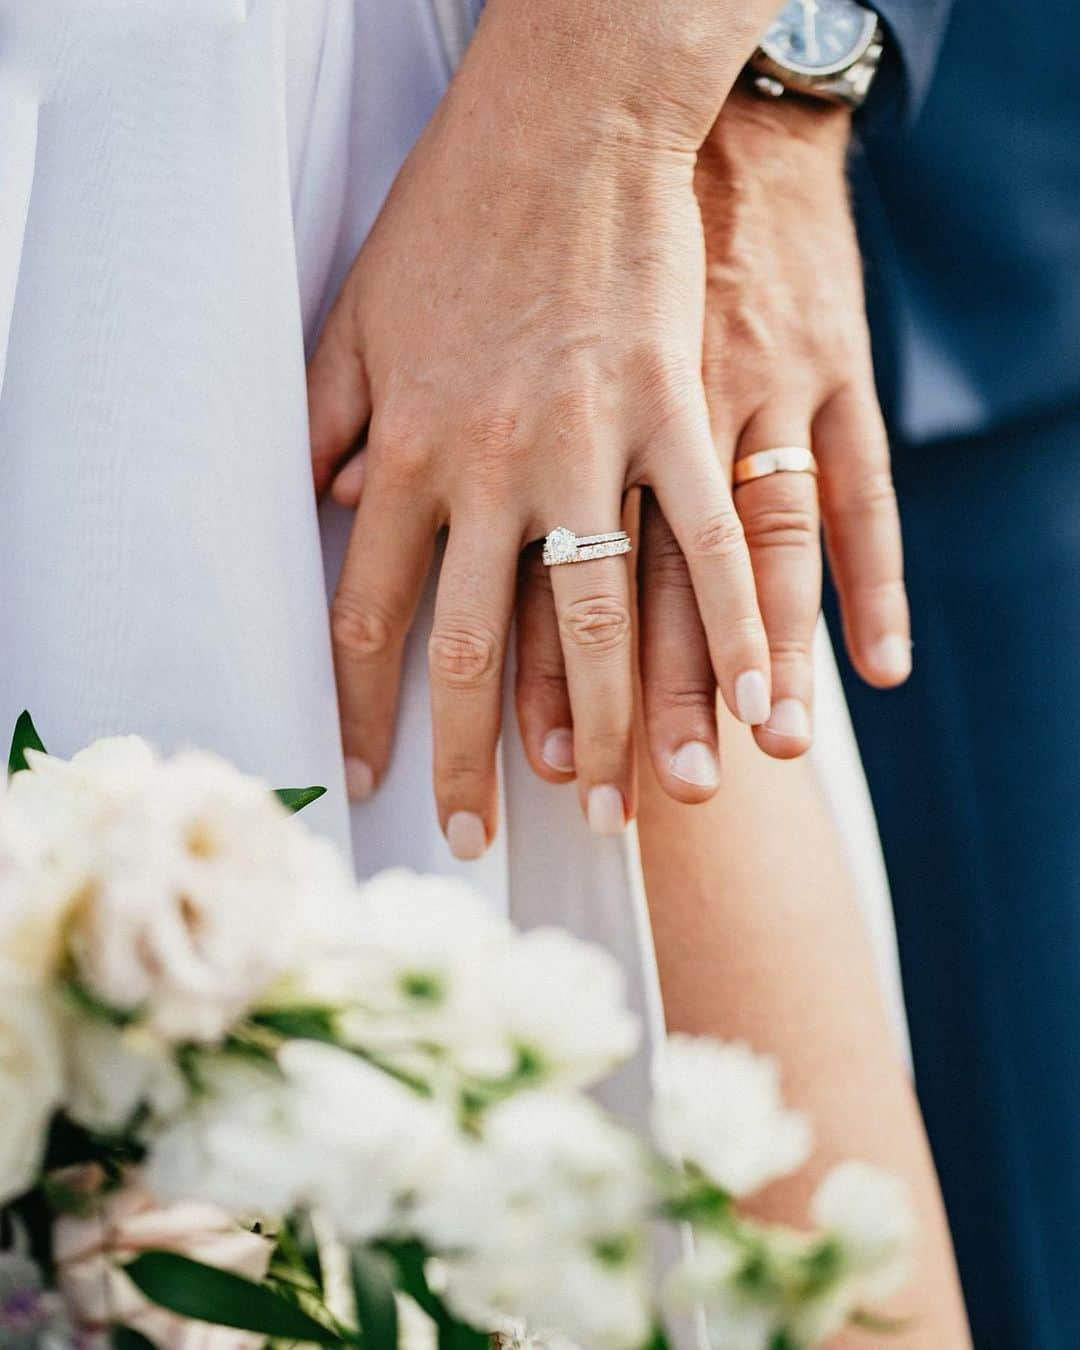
[761,0,877,76]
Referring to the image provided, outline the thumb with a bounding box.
[306,301,372,498]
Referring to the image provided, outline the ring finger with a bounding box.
[733,406,821,759]
[543,506,636,837]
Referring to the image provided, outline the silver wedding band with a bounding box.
[543,526,632,567]
[733,446,819,488]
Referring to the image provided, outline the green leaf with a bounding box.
[251,1005,339,1042]
[378,1242,489,1350]
[113,1329,158,1350]
[124,1251,345,1344]
[275,785,327,814]
[351,1249,399,1349]
[8,709,45,776]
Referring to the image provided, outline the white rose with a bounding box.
[279,1040,456,1241]
[0,974,64,1205]
[652,1036,812,1197]
[811,1161,914,1301]
[418,1093,653,1350]
[148,1043,456,1243]
[54,1174,272,1348]
[10,738,355,1044]
[301,869,517,1081]
[64,1018,188,1136]
[145,1056,309,1219]
[485,928,639,1090]
[0,771,96,982]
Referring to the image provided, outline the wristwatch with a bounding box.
[748,0,885,109]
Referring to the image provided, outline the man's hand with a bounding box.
[640,88,910,783]
[510,86,910,803]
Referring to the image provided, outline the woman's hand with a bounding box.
[512,88,910,803]
[310,0,778,854]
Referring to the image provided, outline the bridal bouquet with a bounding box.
[1,713,913,1350]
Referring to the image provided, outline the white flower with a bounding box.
[486,928,639,1090]
[279,1040,456,1241]
[147,1043,455,1241]
[54,1173,272,1348]
[418,1092,654,1350]
[64,1018,188,1136]
[297,869,517,1080]
[6,738,355,1043]
[652,1036,811,1197]
[811,1161,914,1301]
[0,973,64,1205]
[144,1056,306,1219]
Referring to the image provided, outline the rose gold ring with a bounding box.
[733,446,818,488]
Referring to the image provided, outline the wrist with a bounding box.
[709,83,853,174]
[466,0,782,151]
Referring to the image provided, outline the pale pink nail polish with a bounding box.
[669,741,719,789]
[870,635,913,682]
[587,785,626,837]
[764,698,811,742]
[542,728,575,774]
[446,811,487,860]
[735,670,771,726]
[344,757,374,802]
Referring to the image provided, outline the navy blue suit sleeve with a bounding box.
[867,0,956,126]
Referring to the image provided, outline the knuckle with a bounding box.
[580,722,633,761]
[743,506,818,551]
[465,403,526,469]
[516,668,570,706]
[844,469,898,516]
[559,595,632,656]
[852,576,907,609]
[767,636,814,662]
[429,624,501,690]
[435,751,486,792]
[630,343,696,425]
[369,414,430,486]
[689,511,747,563]
[652,678,714,712]
[331,596,396,663]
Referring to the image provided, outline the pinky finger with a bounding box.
[331,453,367,509]
[815,385,911,688]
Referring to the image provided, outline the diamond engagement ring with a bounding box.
[542,527,632,567]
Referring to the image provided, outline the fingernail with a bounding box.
[870,635,913,682]
[344,757,374,802]
[587,785,626,837]
[446,811,487,860]
[669,741,719,789]
[735,669,771,726]
[764,698,811,742]
[542,728,575,774]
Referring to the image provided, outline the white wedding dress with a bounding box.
[0,0,906,1120]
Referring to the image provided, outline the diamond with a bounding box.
[545,527,577,564]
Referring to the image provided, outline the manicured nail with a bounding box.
[764,698,811,742]
[344,757,374,802]
[669,740,719,789]
[870,635,913,682]
[735,669,771,726]
[446,811,487,860]
[587,785,626,837]
[542,728,575,774]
